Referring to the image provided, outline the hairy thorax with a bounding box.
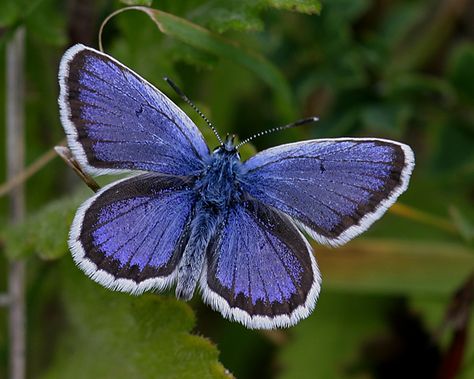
[194,148,243,211]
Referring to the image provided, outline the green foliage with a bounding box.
[176,0,321,33]
[42,260,231,379]
[448,42,474,103]
[108,6,297,119]
[267,0,321,14]
[279,293,392,379]
[0,0,66,46]
[120,0,153,7]
[1,191,84,260]
[316,239,474,296]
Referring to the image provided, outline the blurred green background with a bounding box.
[1,0,473,378]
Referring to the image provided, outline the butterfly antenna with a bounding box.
[235,116,319,149]
[164,77,223,145]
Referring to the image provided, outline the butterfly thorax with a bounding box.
[194,147,243,211]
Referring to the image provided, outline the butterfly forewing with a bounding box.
[241,138,415,246]
[70,173,195,294]
[59,44,210,176]
[201,199,321,329]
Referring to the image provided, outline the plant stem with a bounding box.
[0,143,61,199]
[6,26,26,379]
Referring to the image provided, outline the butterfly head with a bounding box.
[223,134,236,152]
[213,134,236,153]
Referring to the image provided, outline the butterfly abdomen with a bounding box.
[175,202,219,300]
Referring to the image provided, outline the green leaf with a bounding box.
[189,0,321,33]
[386,73,457,105]
[267,0,321,14]
[428,117,474,177]
[120,0,153,6]
[359,102,411,134]
[26,0,67,46]
[106,6,296,120]
[190,1,266,33]
[1,190,86,260]
[279,292,392,379]
[316,239,474,296]
[0,0,20,27]
[0,0,56,46]
[386,0,459,72]
[448,42,474,102]
[449,206,474,244]
[42,260,231,379]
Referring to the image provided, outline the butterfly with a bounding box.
[58,44,415,329]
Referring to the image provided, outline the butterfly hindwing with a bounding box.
[58,44,210,176]
[241,138,415,246]
[201,199,321,329]
[70,173,195,294]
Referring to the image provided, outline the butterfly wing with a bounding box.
[240,138,415,246]
[58,44,209,176]
[70,173,196,294]
[201,199,321,329]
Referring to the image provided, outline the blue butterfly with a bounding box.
[58,44,415,329]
